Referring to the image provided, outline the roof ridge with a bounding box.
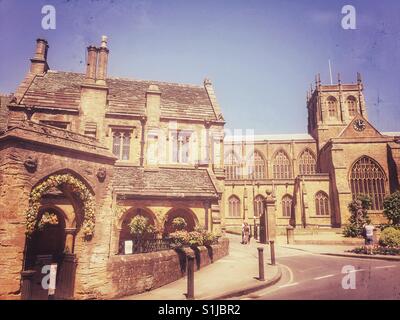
[47,70,204,88]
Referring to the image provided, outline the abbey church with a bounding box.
[0,37,399,299]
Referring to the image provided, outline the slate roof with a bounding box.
[0,121,115,159]
[18,71,218,120]
[113,166,219,199]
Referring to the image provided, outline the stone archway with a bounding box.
[21,171,95,300]
[119,207,157,244]
[163,208,198,235]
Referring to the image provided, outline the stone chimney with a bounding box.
[96,35,109,85]
[30,38,49,75]
[146,84,161,127]
[145,84,162,167]
[15,39,49,102]
[80,36,109,141]
[85,45,98,83]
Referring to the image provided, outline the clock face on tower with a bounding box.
[353,119,366,131]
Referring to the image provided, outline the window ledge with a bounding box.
[115,161,137,166]
[309,215,331,218]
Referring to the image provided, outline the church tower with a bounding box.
[307,73,368,151]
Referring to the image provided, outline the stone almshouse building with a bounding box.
[223,74,400,235]
[1,37,400,299]
[0,38,226,299]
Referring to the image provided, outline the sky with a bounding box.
[0,0,399,134]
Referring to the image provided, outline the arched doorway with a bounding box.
[24,207,66,270]
[164,208,198,235]
[118,208,157,253]
[22,172,94,300]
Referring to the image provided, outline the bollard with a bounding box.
[257,247,265,281]
[186,254,195,299]
[270,240,276,266]
[286,225,294,244]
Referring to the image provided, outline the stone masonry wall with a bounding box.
[106,238,229,299]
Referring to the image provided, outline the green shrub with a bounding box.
[172,217,187,231]
[383,191,400,226]
[379,227,400,248]
[343,195,371,238]
[343,223,362,238]
[349,246,400,256]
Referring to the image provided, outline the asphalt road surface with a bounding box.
[243,248,400,300]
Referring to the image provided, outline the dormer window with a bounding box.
[171,130,191,163]
[112,130,131,160]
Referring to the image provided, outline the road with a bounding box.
[240,243,400,300]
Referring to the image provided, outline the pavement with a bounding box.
[121,234,281,300]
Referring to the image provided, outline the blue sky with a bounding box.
[0,0,399,134]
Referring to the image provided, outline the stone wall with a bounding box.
[106,238,229,299]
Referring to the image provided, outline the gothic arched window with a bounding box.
[315,191,330,216]
[349,156,386,210]
[347,96,358,117]
[228,195,241,217]
[299,149,316,175]
[282,194,293,217]
[248,151,266,179]
[225,150,241,180]
[327,96,338,118]
[273,150,291,179]
[254,195,264,217]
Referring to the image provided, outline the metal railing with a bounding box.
[119,238,172,255]
[118,236,221,255]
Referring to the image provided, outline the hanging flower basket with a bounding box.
[25,174,96,240]
[37,212,59,230]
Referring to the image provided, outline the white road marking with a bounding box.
[349,269,366,273]
[374,265,397,269]
[278,282,299,288]
[314,274,335,280]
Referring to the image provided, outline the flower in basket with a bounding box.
[37,212,59,230]
[168,230,190,248]
[188,231,204,247]
[128,215,158,238]
[172,217,187,231]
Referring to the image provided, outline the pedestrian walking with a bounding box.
[364,222,375,254]
[243,222,250,244]
[240,222,245,244]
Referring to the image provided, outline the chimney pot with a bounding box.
[96,36,109,84]
[34,38,49,61]
[101,35,108,48]
[30,38,49,74]
[86,46,98,82]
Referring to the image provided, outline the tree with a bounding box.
[343,195,371,237]
[383,191,400,226]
